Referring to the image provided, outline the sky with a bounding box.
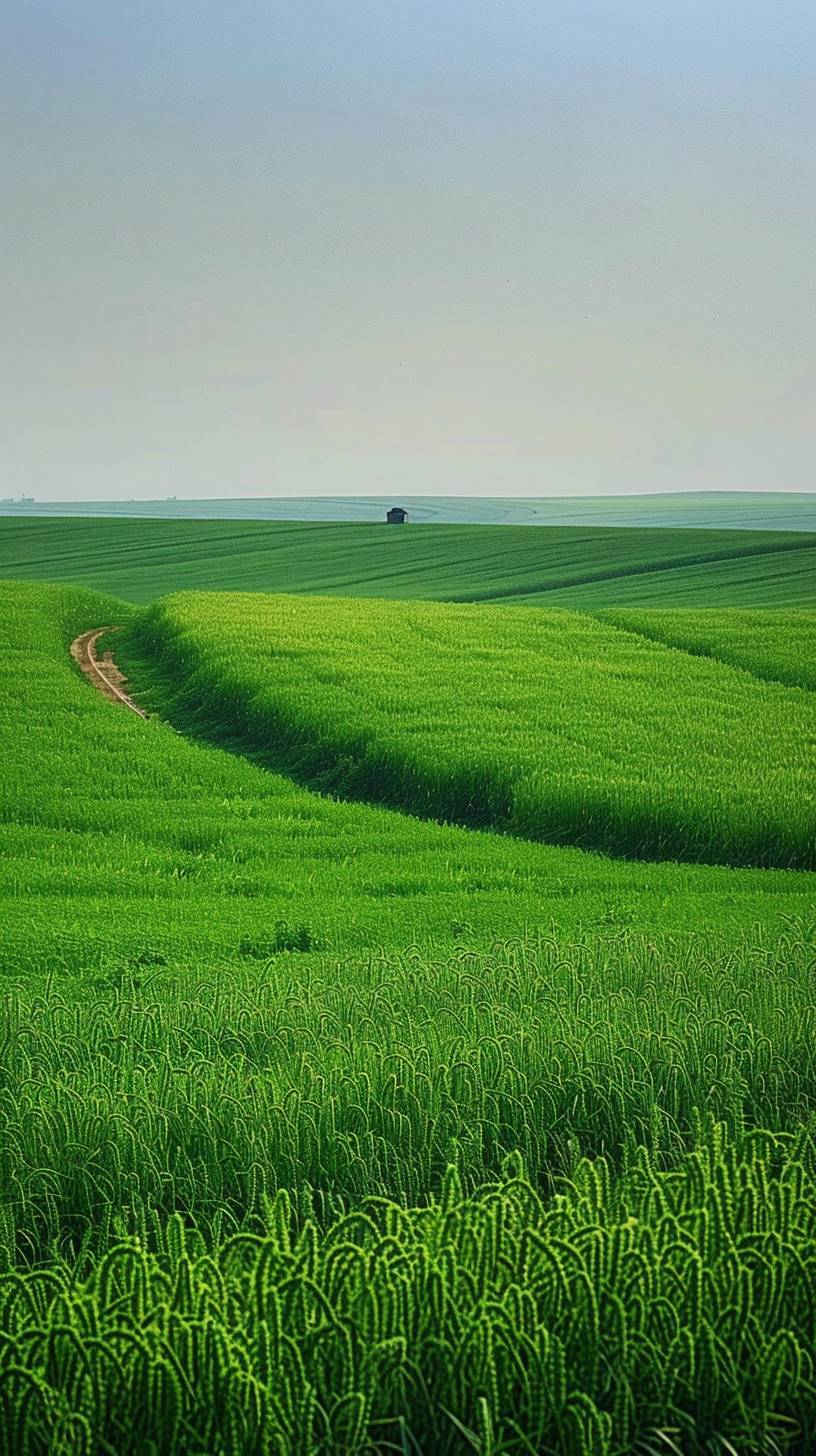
[2,2,815,500]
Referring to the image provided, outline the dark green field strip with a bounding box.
[132,592,816,870]
[2,514,815,605]
[597,607,816,692]
[450,533,816,605]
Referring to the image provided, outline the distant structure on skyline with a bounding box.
[386,506,408,524]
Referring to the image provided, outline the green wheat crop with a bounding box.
[2,1125,815,1454]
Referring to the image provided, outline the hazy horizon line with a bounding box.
[5,488,815,505]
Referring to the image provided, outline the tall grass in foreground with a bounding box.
[2,1126,815,1454]
[3,933,814,1260]
[133,592,816,868]
[3,923,813,1449]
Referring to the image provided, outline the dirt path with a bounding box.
[70,627,148,718]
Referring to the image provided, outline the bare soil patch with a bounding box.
[70,627,148,718]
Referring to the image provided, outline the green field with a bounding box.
[131,592,816,868]
[2,563,816,1453]
[2,513,815,605]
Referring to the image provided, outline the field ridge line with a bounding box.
[590,613,815,695]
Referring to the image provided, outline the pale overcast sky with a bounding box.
[2,2,815,500]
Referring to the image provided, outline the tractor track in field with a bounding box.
[70,627,149,718]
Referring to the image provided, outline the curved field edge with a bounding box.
[125,592,816,871]
[597,606,816,693]
[2,1124,815,1456]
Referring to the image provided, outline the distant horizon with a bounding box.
[4,488,814,534]
[4,487,815,505]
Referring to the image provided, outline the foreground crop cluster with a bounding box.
[1,578,815,1453]
[3,1129,815,1456]
[4,933,815,1258]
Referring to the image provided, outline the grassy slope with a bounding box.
[7,581,810,980]
[1,514,815,604]
[131,591,816,870]
[3,580,812,1190]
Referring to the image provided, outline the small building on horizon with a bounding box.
[386,506,408,524]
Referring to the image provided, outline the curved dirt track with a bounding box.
[70,628,148,718]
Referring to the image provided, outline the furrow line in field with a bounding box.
[451,536,816,604]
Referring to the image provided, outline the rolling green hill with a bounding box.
[5,581,808,978]
[131,591,816,869]
[1,513,814,604]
